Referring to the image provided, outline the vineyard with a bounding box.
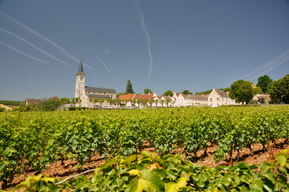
[1,105,289,191]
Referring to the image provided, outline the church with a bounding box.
[75,58,117,108]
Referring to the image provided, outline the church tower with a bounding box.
[75,58,87,107]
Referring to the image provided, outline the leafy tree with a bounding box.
[269,74,289,103]
[257,75,273,93]
[136,99,142,108]
[141,99,148,108]
[60,97,70,105]
[89,98,96,108]
[49,96,60,101]
[130,99,137,106]
[117,92,128,97]
[163,90,173,97]
[159,100,165,107]
[229,80,255,105]
[99,99,106,107]
[229,79,245,101]
[154,99,159,108]
[182,90,192,95]
[35,98,61,111]
[106,99,113,107]
[267,81,273,93]
[126,80,134,93]
[252,86,264,96]
[18,102,33,112]
[165,99,171,107]
[148,99,154,108]
[222,87,231,92]
[71,97,81,107]
[236,81,254,105]
[144,88,152,94]
[115,99,122,107]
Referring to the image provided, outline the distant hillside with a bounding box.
[195,87,231,95]
[0,100,22,106]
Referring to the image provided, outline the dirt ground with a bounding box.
[1,139,288,191]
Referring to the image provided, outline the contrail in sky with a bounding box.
[134,0,153,83]
[0,41,48,64]
[0,11,93,69]
[251,54,289,80]
[0,27,71,66]
[224,49,289,86]
[87,46,119,81]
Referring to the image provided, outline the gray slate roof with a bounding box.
[86,94,111,99]
[184,94,208,100]
[85,86,117,93]
[76,58,85,75]
[215,89,229,98]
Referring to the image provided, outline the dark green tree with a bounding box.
[182,90,192,95]
[236,81,254,105]
[269,74,289,103]
[144,88,152,94]
[229,80,255,105]
[252,86,263,96]
[267,81,273,93]
[257,75,273,93]
[35,98,61,111]
[163,90,173,97]
[126,80,134,93]
[229,79,245,101]
[60,97,70,105]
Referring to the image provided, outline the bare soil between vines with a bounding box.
[1,139,289,191]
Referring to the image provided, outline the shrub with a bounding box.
[68,107,88,111]
[34,98,60,111]
[249,100,258,104]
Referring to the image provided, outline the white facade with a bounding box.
[75,59,88,107]
[173,92,208,107]
[208,87,238,107]
[74,58,117,108]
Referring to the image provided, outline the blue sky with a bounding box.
[0,0,289,101]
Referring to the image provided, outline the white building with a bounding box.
[173,92,208,107]
[208,87,237,107]
[75,58,117,107]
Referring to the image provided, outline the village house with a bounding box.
[24,98,42,106]
[173,92,208,107]
[208,87,237,107]
[252,94,270,102]
[119,93,136,107]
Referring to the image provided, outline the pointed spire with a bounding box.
[78,58,84,73]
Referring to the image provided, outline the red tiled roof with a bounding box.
[135,93,154,100]
[119,93,136,100]
[161,96,172,100]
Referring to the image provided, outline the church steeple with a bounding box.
[75,56,86,107]
[78,58,84,73]
[76,58,85,75]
